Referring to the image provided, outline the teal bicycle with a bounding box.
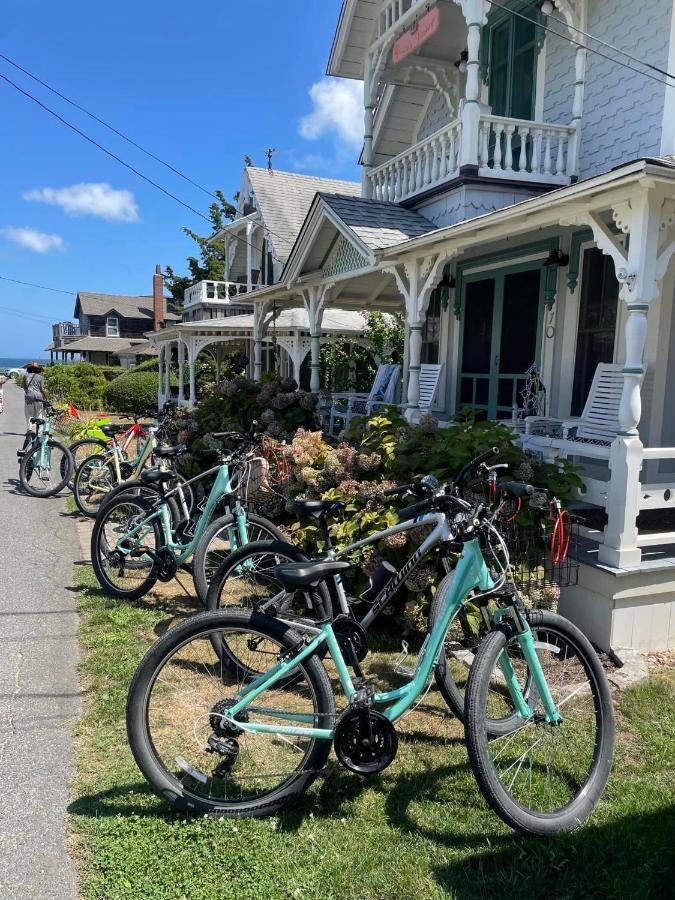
[18,401,74,497]
[91,431,283,601]
[126,449,615,835]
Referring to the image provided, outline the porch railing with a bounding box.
[183,280,251,308]
[376,0,427,41]
[368,113,576,202]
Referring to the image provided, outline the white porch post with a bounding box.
[164,342,172,403]
[389,253,454,422]
[568,46,586,179]
[253,301,272,382]
[597,191,661,567]
[177,339,185,405]
[157,344,165,409]
[363,58,375,198]
[302,285,331,393]
[246,221,254,294]
[187,341,197,408]
[458,0,488,169]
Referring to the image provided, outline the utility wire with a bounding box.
[0,50,221,200]
[0,73,212,223]
[485,0,675,89]
[0,304,58,324]
[0,274,75,295]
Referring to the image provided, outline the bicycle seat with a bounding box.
[100,424,125,437]
[273,559,350,590]
[140,469,173,486]
[154,443,186,459]
[293,499,345,518]
[29,417,45,425]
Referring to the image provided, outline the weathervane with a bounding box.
[264,148,276,171]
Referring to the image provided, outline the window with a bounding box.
[421,287,442,364]
[106,316,119,337]
[487,3,538,120]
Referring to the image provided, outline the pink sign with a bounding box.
[392,6,441,65]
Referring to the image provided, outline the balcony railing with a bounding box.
[376,0,428,42]
[368,113,576,203]
[183,280,251,308]
[53,321,81,339]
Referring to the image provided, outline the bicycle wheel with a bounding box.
[91,495,163,599]
[126,609,335,817]
[465,610,615,836]
[65,438,107,490]
[19,439,73,497]
[74,453,117,517]
[192,512,284,605]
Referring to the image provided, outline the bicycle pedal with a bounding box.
[349,678,375,709]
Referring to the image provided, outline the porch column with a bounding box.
[363,59,375,198]
[568,46,586,179]
[156,344,163,408]
[177,339,185,405]
[246,221,254,293]
[302,285,331,393]
[164,342,172,403]
[253,301,272,382]
[187,342,197,408]
[388,252,454,422]
[458,0,488,169]
[597,191,661,568]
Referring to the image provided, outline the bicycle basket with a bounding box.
[501,505,579,593]
[241,456,275,503]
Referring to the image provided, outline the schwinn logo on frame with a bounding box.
[371,545,425,615]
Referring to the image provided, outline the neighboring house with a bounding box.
[47,266,179,365]
[151,0,675,652]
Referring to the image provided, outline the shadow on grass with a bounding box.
[432,804,675,898]
[68,782,166,820]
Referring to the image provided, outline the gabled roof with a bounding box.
[74,292,180,321]
[282,192,436,282]
[244,167,361,264]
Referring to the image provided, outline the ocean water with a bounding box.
[0,357,49,370]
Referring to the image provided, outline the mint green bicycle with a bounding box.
[18,401,74,497]
[91,431,283,601]
[126,450,615,835]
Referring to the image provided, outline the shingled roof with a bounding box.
[319,194,437,250]
[75,292,180,321]
[246,167,361,263]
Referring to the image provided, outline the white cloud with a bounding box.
[23,182,139,223]
[299,78,363,149]
[1,226,65,253]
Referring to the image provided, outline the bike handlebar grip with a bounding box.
[474,446,500,467]
[499,481,535,499]
[383,484,412,497]
[398,499,432,521]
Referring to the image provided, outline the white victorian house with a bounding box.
[151,0,675,652]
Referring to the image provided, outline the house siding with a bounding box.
[413,182,541,228]
[542,30,575,127]
[416,91,453,142]
[577,0,671,178]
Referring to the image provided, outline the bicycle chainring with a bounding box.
[334,708,398,775]
[155,548,177,582]
[332,616,369,662]
[119,462,134,480]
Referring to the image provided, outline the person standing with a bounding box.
[23,362,47,428]
[0,374,6,414]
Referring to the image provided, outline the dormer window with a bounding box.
[106,316,120,337]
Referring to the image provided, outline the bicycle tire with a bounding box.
[192,512,285,605]
[91,494,163,599]
[465,611,615,836]
[65,438,107,491]
[126,609,335,817]
[74,453,117,517]
[19,439,73,497]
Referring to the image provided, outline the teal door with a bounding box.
[458,265,544,419]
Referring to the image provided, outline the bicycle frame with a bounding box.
[224,533,562,739]
[115,461,248,566]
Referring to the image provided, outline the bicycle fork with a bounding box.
[493,607,562,725]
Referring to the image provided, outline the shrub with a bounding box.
[103,370,169,413]
[44,363,109,409]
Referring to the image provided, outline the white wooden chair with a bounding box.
[523,363,624,458]
[418,363,444,411]
[328,363,400,435]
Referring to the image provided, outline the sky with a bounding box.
[0,0,363,358]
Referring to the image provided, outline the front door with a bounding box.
[458,265,544,419]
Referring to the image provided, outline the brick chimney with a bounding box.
[153,264,166,330]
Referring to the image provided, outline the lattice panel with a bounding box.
[322,235,368,278]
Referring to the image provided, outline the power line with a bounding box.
[0,50,221,200]
[0,304,57,324]
[0,274,74,295]
[485,1,675,89]
[0,73,212,222]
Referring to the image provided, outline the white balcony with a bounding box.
[368,113,576,203]
[183,280,250,309]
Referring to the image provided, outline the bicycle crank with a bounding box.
[334,708,398,775]
[154,548,178,582]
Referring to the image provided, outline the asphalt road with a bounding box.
[0,381,80,899]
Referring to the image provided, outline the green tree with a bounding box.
[164,190,237,310]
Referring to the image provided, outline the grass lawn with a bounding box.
[69,565,675,900]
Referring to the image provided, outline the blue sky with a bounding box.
[0,0,363,358]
